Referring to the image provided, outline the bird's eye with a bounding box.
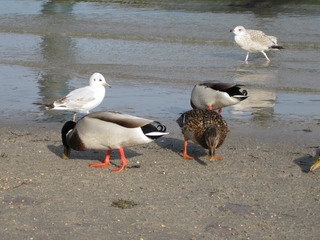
[99,79,102,82]
[239,29,242,31]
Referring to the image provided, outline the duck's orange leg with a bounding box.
[111,147,128,172]
[208,149,224,161]
[183,141,194,160]
[209,155,224,161]
[208,106,222,114]
[89,150,112,168]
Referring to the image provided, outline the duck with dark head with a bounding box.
[190,81,248,114]
[61,111,168,172]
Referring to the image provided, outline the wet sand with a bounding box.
[0,119,319,240]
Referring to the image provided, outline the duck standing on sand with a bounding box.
[230,25,284,62]
[176,109,228,161]
[190,82,248,114]
[61,111,168,172]
[39,73,111,121]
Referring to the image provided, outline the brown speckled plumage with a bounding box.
[176,109,228,160]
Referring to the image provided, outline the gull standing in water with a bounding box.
[41,73,111,121]
[231,26,284,62]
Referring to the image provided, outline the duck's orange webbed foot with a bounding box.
[183,153,195,160]
[89,150,112,168]
[111,147,128,172]
[183,141,194,160]
[208,155,224,161]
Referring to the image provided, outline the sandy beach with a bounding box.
[0,118,319,240]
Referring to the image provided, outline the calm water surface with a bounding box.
[0,0,320,130]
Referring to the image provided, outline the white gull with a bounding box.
[230,26,284,62]
[43,73,111,121]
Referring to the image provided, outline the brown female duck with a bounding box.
[176,109,228,160]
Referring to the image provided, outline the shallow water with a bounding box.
[1,0,320,127]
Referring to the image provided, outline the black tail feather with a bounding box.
[271,45,284,50]
[155,121,166,133]
[32,102,54,109]
[242,90,248,96]
[141,122,167,140]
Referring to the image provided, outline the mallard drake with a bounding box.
[44,73,111,121]
[61,111,168,172]
[230,26,284,62]
[176,109,228,160]
[310,155,320,172]
[190,82,248,114]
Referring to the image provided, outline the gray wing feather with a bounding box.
[86,111,154,128]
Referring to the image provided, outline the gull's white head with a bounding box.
[231,26,246,36]
[89,73,111,88]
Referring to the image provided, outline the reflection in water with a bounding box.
[37,1,77,121]
[41,1,75,15]
[230,62,277,124]
[231,88,276,124]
